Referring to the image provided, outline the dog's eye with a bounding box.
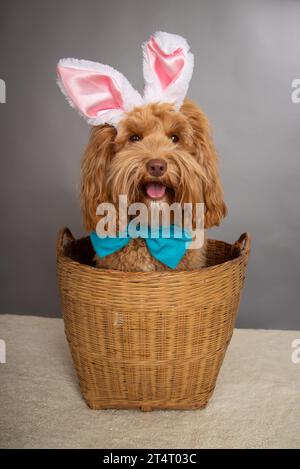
[170,134,179,143]
[129,134,141,142]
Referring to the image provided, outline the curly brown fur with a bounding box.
[80,99,227,271]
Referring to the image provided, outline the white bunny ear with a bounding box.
[57,58,143,126]
[142,31,194,110]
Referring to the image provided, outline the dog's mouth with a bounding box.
[141,181,177,201]
[143,182,166,200]
[138,179,176,202]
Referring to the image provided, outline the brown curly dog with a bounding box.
[80,99,227,271]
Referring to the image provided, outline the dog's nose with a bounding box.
[146,159,167,177]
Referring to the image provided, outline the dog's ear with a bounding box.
[180,99,227,228]
[80,125,116,231]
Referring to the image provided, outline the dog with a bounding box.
[57,32,227,271]
[80,99,226,271]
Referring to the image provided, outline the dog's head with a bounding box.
[57,31,227,231]
[80,99,227,230]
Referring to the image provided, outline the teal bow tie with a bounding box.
[90,225,192,269]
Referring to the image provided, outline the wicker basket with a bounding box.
[56,227,251,411]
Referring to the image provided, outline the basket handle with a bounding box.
[231,232,251,257]
[56,227,75,256]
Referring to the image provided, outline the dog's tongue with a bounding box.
[145,182,166,199]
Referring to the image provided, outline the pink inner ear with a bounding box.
[147,36,185,90]
[57,66,124,118]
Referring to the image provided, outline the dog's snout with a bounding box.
[146,159,167,177]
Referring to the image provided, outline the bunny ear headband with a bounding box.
[57,31,194,127]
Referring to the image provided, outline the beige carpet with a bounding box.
[0,314,299,449]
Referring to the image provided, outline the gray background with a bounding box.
[1,0,299,329]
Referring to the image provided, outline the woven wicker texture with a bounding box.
[56,228,251,411]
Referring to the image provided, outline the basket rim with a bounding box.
[57,233,251,279]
